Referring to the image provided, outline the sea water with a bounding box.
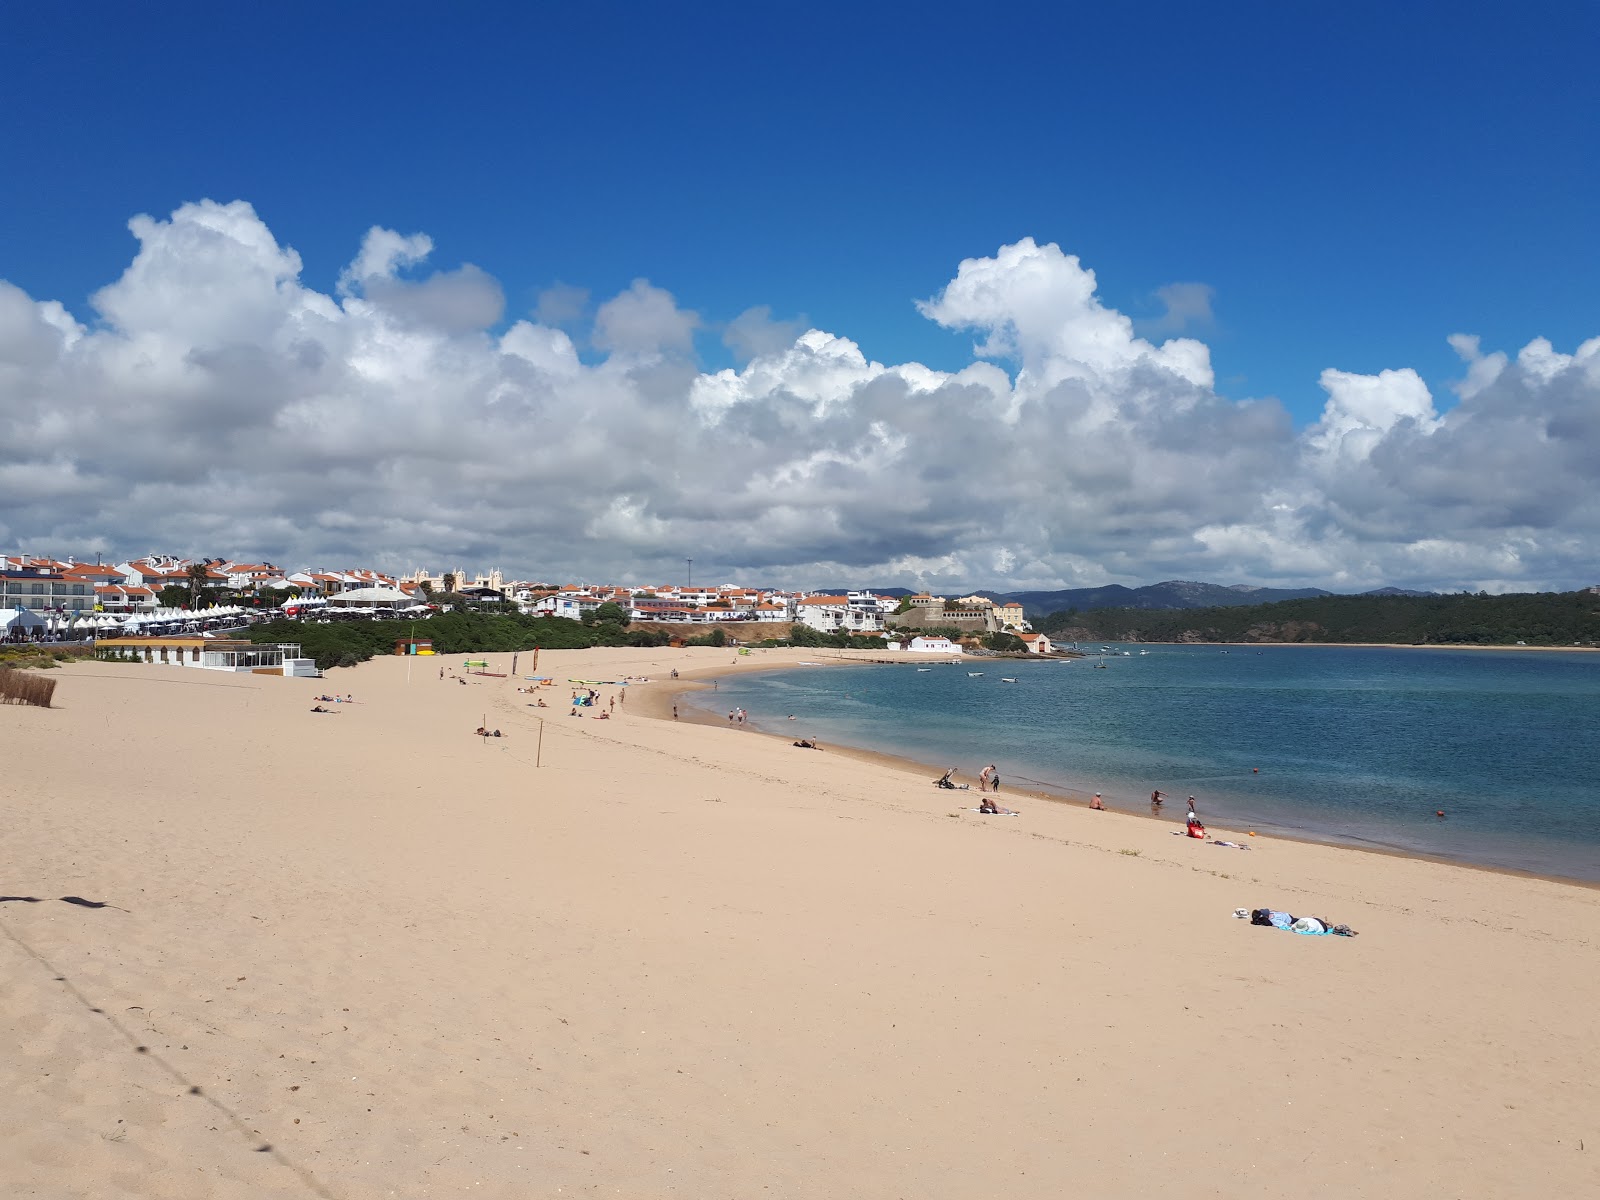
[692,646,1600,882]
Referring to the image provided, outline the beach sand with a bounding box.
[4,647,1597,1198]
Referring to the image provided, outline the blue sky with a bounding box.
[5,2,1594,415]
[2,3,1598,590]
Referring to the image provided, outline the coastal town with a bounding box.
[2,552,1059,653]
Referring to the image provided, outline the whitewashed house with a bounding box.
[792,595,886,634]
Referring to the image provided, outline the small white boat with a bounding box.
[1000,677,1018,683]
[916,667,932,672]
[968,672,984,677]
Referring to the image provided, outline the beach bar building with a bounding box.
[95,636,318,676]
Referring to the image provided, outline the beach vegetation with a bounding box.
[247,609,673,669]
[592,601,629,626]
[756,628,892,651]
[0,644,90,672]
[0,666,58,707]
[685,627,728,647]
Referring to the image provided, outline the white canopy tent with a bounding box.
[2,605,49,639]
[327,586,412,609]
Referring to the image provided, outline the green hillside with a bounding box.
[1035,590,1600,647]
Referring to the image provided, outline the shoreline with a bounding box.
[649,652,1600,892]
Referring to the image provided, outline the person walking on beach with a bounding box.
[673,704,679,720]
[978,765,993,793]
[609,695,615,714]
[986,764,1000,794]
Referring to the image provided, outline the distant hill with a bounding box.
[1032,589,1598,647]
[806,581,1434,615]
[1360,586,1435,598]
[987,580,1336,617]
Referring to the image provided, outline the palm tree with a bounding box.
[186,562,210,608]
[441,572,456,595]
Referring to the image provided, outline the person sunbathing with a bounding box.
[792,738,821,749]
[978,797,1016,814]
[310,705,335,713]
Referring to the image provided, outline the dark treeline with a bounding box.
[252,610,895,670]
[250,611,673,670]
[1036,590,1600,646]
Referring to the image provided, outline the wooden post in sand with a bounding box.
[536,719,544,768]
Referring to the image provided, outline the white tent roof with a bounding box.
[328,586,411,606]
[2,606,49,631]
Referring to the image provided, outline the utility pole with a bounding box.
[686,557,692,589]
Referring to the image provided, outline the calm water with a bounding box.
[691,646,1600,881]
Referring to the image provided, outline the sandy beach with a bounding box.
[4,647,1598,1199]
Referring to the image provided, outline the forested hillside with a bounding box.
[1036,590,1600,646]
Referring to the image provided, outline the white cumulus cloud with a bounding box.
[1,202,1598,593]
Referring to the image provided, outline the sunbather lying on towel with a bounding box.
[1240,908,1357,936]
